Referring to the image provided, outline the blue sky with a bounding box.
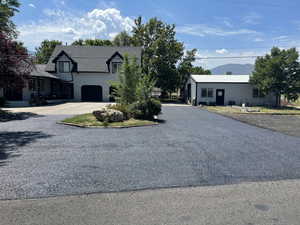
[13,0,300,68]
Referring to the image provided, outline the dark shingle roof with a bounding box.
[31,64,59,79]
[45,46,142,72]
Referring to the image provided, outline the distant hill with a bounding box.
[211,64,254,75]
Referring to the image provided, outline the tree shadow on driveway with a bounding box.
[0,131,52,167]
[0,110,44,122]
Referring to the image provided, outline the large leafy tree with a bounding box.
[113,31,134,46]
[132,16,184,94]
[0,0,20,38]
[177,49,197,91]
[251,47,300,106]
[72,39,113,46]
[35,40,62,64]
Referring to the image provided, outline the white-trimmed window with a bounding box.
[58,61,71,73]
[201,88,213,98]
[112,62,122,73]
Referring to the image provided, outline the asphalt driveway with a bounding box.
[1,105,300,200]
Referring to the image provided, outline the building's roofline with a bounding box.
[191,74,250,83]
[30,64,59,79]
[45,46,142,73]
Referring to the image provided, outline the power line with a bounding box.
[194,45,300,51]
[195,56,261,60]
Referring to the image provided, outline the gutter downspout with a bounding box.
[195,82,198,106]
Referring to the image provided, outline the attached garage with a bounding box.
[81,85,103,102]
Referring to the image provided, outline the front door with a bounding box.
[216,89,225,105]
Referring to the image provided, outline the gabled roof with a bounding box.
[30,64,59,79]
[51,50,77,64]
[191,74,250,83]
[45,46,142,72]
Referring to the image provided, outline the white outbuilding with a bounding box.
[186,74,277,106]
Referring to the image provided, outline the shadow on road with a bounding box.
[0,131,52,167]
[0,110,44,122]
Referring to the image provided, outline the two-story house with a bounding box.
[1,46,142,103]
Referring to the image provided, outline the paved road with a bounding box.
[1,180,300,225]
[0,106,300,200]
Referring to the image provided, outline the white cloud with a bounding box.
[177,24,259,37]
[18,8,134,50]
[108,32,119,39]
[223,20,233,28]
[28,3,36,8]
[273,35,289,41]
[215,49,228,54]
[253,37,264,42]
[242,12,262,25]
[43,9,65,17]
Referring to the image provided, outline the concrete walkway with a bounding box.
[3,102,111,115]
[3,102,189,115]
[0,179,299,225]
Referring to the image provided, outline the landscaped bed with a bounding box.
[202,106,300,137]
[60,113,158,128]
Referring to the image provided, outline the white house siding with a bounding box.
[72,55,139,102]
[73,72,118,101]
[195,83,276,106]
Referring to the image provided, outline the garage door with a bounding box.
[81,85,103,102]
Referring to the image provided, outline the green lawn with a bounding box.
[203,106,300,115]
[61,113,158,128]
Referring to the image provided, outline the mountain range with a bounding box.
[211,64,254,75]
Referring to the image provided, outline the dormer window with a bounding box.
[58,61,71,73]
[112,62,122,73]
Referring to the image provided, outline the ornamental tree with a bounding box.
[114,55,141,105]
[0,33,33,95]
